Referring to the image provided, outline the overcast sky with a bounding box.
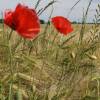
[0,0,100,22]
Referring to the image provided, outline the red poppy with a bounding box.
[4,4,40,39]
[51,16,73,35]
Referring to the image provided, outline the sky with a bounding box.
[0,0,100,22]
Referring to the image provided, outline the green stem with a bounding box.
[97,79,100,100]
[8,30,13,100]
[8,30,13,40]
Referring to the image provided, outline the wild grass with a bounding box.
[0,0,100,100]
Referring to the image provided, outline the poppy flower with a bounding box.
[51,16,73,35]
[4,4,40,39]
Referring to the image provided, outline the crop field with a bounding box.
[0,22,100,100]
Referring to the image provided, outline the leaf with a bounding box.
[82,96,98,100]
[60,34,76,47]
[22,54,36,64]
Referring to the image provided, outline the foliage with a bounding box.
[40,19,45,24]
[0,19,3,23]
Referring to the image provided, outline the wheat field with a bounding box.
[0,22,100,100]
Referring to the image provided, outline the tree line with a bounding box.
[0,19,99,24]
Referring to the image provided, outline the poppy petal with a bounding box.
[51,16,73,35]
[4,10,14,29]
[4,4,40,39]
[14,4,40,39]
